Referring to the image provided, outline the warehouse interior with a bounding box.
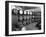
[12,6,41,31]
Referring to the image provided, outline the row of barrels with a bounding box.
[12,9,41,16]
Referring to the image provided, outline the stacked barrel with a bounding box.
[12,7,41,31]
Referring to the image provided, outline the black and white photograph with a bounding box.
[5,1,45,36]
[12,5,41,31]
